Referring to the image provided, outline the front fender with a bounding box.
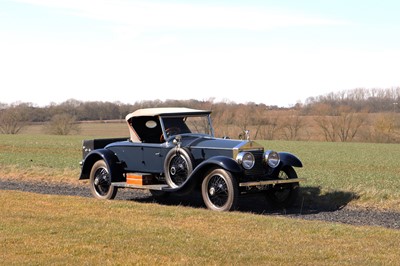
[163,156,242,194]
[79,149,123,181]
[195,156,242,174]
[279,152,303,168]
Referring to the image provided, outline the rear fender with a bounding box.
[79,149,124,181]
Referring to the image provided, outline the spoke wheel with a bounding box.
[201,168,238,211]
[89,160,118,200]
[164,148,193,188]
[266,166,299,208]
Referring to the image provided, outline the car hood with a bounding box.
[178,135,264,152]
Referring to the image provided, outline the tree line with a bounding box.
[303,87,400,113]
[1,88,399,143]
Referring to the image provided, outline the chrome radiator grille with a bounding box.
[243,150,265,177]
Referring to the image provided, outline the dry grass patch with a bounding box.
[0,165,81,185]
[1,190,400,265]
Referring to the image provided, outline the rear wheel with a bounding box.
[201,168,239,211]
[89,160,118,200]
[266,166,299,208]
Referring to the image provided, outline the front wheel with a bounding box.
[89,160,118,200]
[266,166,299,208]
[201,168,239,211]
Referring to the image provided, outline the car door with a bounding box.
[140,143,165,173]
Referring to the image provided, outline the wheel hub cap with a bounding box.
[170,166,176,175]
[209,187,216,196]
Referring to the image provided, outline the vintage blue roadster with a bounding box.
[79,107,305,211]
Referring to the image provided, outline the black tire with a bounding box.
[164,148,193,188]
[89,160,118,200]
[201,168,239,211]
[266,166,299,208]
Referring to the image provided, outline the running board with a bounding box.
[112,182,169,191]
[239,178,306,187]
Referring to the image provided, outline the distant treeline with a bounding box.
[1,87,400,122]
[303,87,400,114]
[1,88,400,142]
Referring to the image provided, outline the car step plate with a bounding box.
[112,182,169,191]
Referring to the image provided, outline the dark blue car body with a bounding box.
[79,107,304,211]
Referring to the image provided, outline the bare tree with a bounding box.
[211,103,236,138]
[261,114,280,140]
[281,111,306,141]
[336,111,367,142]
[235,105,252,134]
[314,116,337,142]
[312,103,338,141]
[314,106,366,142]
[0,104,30,134]
[44,114,81,135]
[368,114,400,143]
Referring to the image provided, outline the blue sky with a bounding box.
[1,0,399,107]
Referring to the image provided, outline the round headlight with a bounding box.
[264,150,280,168]
[236,152,255,170]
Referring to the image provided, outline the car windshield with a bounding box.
[162,115,213,136]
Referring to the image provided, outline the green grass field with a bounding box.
[259,140,400,211]
[1,123,400,210]
[1,124,400,264]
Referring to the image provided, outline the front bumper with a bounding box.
[239,178,306,187]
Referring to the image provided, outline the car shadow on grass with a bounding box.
[296,186,360,212]
[238,186,360,215]
[125,186,359,216]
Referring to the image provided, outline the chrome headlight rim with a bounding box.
[236,151,255,170]
[264,150,280,168]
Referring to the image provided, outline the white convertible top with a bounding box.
[125,107,211,142]
[125,107,211,121]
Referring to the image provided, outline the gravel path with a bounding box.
[1,179,399,230]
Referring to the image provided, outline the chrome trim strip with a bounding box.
[112,182,168,190]
[207,114,215,137]
[239,178,306,187]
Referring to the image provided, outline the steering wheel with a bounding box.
[160,127,181,142]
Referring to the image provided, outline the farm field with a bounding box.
[2,122,400,211]
[1,122,400,264]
